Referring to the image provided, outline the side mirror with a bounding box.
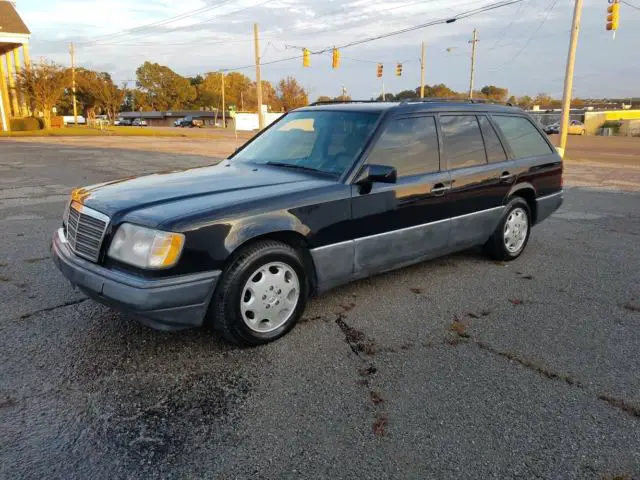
[358,164,397,184]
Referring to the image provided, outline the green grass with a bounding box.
[0,125,244,139]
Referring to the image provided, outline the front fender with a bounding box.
[224,211,311,253]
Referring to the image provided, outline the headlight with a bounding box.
[107,223,185,269]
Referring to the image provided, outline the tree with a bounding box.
[534,93,554,108]
[375,93,396,102]
[316,95,332,102]
[507,95,517,105]
[135,61,196,110]
[242,80,281,112]
[424,83,459,98]
[74,69,107,121]
[15,61,69,128]
[480,85,508,101]
[395,90,416,101]
[94,78,125,121]
[277,77,308,111]
[199,71,255,111]
[122,89,153,112]
[517,95,532,107]
[189,75,204,87]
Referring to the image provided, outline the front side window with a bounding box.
[492,115,552,159]
[233,111,380,176]
[366,116,440,177]
[440,115,487,169]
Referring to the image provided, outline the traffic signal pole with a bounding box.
[558,0,584,159]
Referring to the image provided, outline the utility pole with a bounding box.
[254,23,264,130]
[342,85,347,100]
[420,41,426,98]
[220,71,226,128]
[70,42,78,127]
[468,29,478,99]
[558,0,584,158]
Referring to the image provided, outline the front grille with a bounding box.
[65,202,109,262]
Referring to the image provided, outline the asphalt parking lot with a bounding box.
[1,140,639,479]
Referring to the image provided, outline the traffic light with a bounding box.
[303,48,311,67]
[332,48,340,69]
[606,1,620,31]
[396,63,403,77]
[376,63,383,78]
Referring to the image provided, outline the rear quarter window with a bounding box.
[492,115,552,159]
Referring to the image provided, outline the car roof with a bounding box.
[296,100,524,115]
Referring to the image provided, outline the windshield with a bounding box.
[233,110,380,176]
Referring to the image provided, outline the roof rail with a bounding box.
[400,97,514,106]
[308,100,383,106]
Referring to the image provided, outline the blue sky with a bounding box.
[15,0,640,99]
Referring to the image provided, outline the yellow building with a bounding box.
[0,0,31,132]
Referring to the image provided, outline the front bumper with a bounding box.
[51,228,220,331]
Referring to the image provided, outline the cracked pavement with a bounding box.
[1,140,639,479]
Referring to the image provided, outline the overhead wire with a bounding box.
[81,0,273,47]
[621,0,640,11]
[484,0,559,71]
[76,0,237,45]
[217,0,527,72]
[487,0,526,51]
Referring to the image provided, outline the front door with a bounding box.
[438,113,515,250]
[349,115,452,276]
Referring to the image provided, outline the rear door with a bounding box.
[439,114,514,250]
[490,114,562,199]
[350,114,452,275]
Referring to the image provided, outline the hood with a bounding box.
[79,161,333,226]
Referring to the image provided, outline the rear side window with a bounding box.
[492,115,552,158]
[478,116,508,163]
[366,116,440,176]
[440,115,487,169]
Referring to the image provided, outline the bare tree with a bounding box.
[15,61,69,128]
[277,77,308,111]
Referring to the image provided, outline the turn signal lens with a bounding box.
[149,232,185,268]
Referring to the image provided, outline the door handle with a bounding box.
[431,183,451,195]
[499,172,514,182]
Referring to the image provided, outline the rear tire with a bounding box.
[209,240,309,346]
[484,197,532,261]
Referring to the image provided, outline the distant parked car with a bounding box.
[568,120,586,135]
[177,116,203,128]
[174,118,184,127]
[132,118,148,127]
[544,120,585,136]
[116,118,132,126]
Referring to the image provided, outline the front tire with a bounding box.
[484,197,532,261]
[209,240,309,346]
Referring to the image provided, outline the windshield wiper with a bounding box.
[265,161,325,174]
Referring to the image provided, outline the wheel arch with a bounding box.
[223,229,319,295]
[506,183,537,224]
